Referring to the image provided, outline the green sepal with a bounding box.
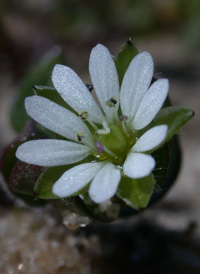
[79,192,120,223]
[140,106,194,142]
[34,163,117,222]
[117,173,155,210]
[149,136,181,206]
[0,121,36,182]
[34,165,71,199]
[115,39,138,86]
[33,85,75,114]
[151,143,169,186]
[10,47,63,132]
[32,85,78,138]
[34,156,95,199]
[9,161,45,196]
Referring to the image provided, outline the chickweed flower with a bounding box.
[16,44,170,206]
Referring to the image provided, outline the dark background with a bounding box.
[0,1,200,273]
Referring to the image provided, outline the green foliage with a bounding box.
[9,161,45,196]
[142,106,194,142]
[34,156,96,200]
[0,122,35,182]
[33,85,67,108]
[33,85,75,114]
[115,39,138,85]
[34,165,70,199]
[150,136,181,206]
[10,48,63,132]
[152,143,169,186]
[118,174,155,210]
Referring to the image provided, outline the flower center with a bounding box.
[94,123,136,164]
[78,99,136,165]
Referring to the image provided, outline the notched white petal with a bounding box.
[132,79,169,130]
[25,95,93,143]
[89,162,121,203]
[123,152,155,179]
[120,51,154,121]
[52,162,104,198]
[16,140,90,167]
[132,125,168,152]
[52,64,105,124]
[89,44,120,122]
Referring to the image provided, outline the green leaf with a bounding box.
[10,47,63,132]
[140,106,194,142]
[32,85,70,109]
[0,121,36,182]
[32,85,78,137]
[34,155,96,199]
[152,143,169,186]
[9,161,45,196]
[34,165,70,199]
[149,135,181,206]
[115,39,138,86]
[118,173,155,210]
[35,163,116,222]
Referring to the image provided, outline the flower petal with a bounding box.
[16,140,90,166]
[25,95,93,143]
[132,79,169,130]
[52,64,105,124]
[52,162,105,197]
[132,125,168,152]
[123,152,155,179]
[120,52,154,122]
[89,44,120,123]
[89,162,121,203]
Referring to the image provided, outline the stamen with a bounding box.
[82,138,95,149]
[106,97,120,126]
[119,115,130,136]
[86,84,93,92]
[119,115,128,122]
[103,146,118,158]
[122,121,130,137]
[76,132,85,142]
[113,108,121,126]
[76,132,95,149]
[87,119,99,132]
[95,141,104,153]
[103,121,110,133]
[106,97,117,108]
[79,111,88,121]
[78,110,99,132]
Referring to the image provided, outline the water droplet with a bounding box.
[17,263,24,270]
[62,212,91,230]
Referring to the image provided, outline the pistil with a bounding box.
[97,121,110,134]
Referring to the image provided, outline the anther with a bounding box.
[76,132,85,142]
[95,141,104,153]
[119,115,128,122]
[79,111,89,121]
[86,84,93,92]
[106,97,117,108]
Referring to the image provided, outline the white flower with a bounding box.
[16,44,169,204]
